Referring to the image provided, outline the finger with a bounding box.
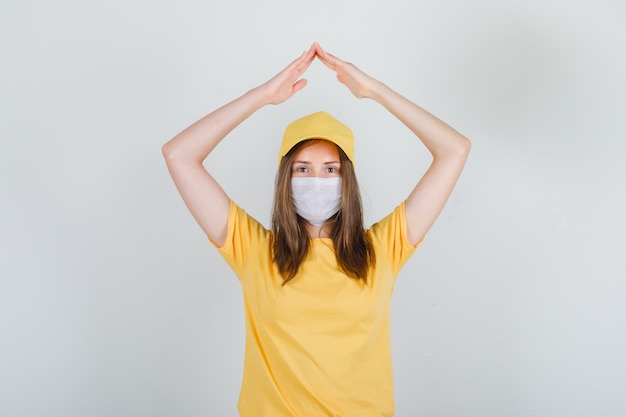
[318,55,336,71]
[294,50,316,75]
[301,46,316,66]
[314,43,329,61]
[313,42,323,57]
[292,47,315,73]
[292,78,308,94]
[315,45,339,69]
[286,46,314,72]
[324,51,344,66]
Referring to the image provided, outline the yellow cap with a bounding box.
[278,111,354,164]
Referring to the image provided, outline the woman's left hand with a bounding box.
[314,43,378,99]
[315,42,471,247]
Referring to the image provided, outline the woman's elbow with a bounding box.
[460,136,471,156]
[161,141,180,164]
[445,135,471,159]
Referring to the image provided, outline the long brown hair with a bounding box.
[271,140,375,285]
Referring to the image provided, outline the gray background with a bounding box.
[1,0,625,416]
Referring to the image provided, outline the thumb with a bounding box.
[292,78,308,94]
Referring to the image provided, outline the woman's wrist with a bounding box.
[246,85,273,108]
[366,79,392,103]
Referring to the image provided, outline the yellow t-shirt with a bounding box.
[214,201,420,417]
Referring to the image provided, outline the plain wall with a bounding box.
[1,0,625,416]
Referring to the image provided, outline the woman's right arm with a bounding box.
[162,46,316,247]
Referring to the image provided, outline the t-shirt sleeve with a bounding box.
[209,200,271,277]
[368,201,423,276]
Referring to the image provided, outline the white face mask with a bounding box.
[291,177,342,226]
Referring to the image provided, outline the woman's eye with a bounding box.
[326,167,337,173]
[295,166,307,173]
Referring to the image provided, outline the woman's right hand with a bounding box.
[258,44,317,105]
[163,44,317,247]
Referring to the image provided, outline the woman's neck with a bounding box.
[305,222,333,239]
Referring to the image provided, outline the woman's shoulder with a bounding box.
[367,202,407,236]
[231,201,272,236]
[212,201,272,252]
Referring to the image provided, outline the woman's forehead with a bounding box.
[293,139,340,160]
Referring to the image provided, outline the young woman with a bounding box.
[162,43,470,417]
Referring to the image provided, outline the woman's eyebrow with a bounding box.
[292,160,340,165]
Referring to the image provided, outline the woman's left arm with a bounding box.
[315,44,470,246]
